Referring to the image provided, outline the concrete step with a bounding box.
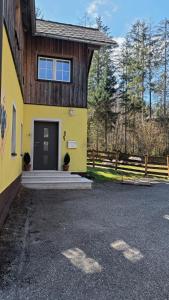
[22,179,92,190]
[22,175,83,183]
[22,171,71,177]
[21,171,93,189]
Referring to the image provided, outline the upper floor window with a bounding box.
[38,57,71,83]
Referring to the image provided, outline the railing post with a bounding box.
[167,155,169,177]
[145,154,148,177]
[92,149,95,168]
[115,151,118,170]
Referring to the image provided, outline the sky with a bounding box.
[35,0,169,38]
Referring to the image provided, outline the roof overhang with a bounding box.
[21,0,36,33]
[34,31,115,48]
[35,19,117,48]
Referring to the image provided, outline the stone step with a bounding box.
[21,171,92,189]
[22,171,71,177]
[22,175,83,183]
[22,179,92,190]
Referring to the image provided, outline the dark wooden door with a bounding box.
[33,122,59,170]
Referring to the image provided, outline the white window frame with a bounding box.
[11,104,16,155]
[38,57,71,83]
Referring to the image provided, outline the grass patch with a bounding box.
[87,166,169,182]
[89,160,167,173]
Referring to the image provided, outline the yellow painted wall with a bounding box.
[0,26,23,193]
[0,26,88,192]
[23,105,87,172]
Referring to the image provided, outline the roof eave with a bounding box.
[21,0,36,33]
[30,0,36,34]
[34,32,116,47]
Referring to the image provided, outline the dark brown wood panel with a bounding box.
[24,34,89,108]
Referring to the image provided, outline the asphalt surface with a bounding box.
[0,181,169,300]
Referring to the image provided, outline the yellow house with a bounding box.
[0,0,113,225]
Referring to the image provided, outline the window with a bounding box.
[38,58,53,81]
[56,60,70,82]
[38,57,71,82]
[11,105,16,155]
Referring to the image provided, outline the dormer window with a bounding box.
[38,57,71,82]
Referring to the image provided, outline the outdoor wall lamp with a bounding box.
[69,108,76,116]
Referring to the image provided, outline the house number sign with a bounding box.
[68,141,77,149]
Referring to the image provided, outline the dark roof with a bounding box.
[35,19,115,46]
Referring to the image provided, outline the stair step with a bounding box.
[22,171,93,190]
[22,180,92,190]
[22,171,71,177]
[22,175,83,182]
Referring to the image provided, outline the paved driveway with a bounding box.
[0,182,169,300]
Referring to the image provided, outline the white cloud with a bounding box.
[112,4,119,13]
[114,37,125,47]
[87,0,119,19]
[87,0,105,18]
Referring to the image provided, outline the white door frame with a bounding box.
[31,118,62,171]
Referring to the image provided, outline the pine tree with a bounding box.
[88,17,118,151]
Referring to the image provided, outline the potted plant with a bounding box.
[23,152,31,171]
[63,153,70,171]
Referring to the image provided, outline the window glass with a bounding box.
[56,70,62,81]
[39,59,47,69]
[38,58,53,80]
[46,69,53,80]
[56,60,70,82]
[44,128,49,138]
[63,61,70,72]
[38,57,71,82]
[39,69,46,79]
[63,72,70,82]
[56,61,63,71]
[44,141,49,152]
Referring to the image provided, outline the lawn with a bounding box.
[87,166,169,182]
[89,160,168,173]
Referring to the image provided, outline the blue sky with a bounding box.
[35,0,169,37]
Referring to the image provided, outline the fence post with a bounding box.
[167,155,169,177]
[92,149,95,168]
[145,154,148,177]
[115,151,119,170]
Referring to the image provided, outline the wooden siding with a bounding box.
[24,34,88,108]
[3,0,25,92]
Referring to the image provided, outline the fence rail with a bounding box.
[87,149,169,177]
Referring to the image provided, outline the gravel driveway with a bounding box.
[0,181,169,300]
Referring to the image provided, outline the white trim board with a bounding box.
[31,118,62,171]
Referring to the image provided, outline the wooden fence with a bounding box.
[87,149,169,177]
